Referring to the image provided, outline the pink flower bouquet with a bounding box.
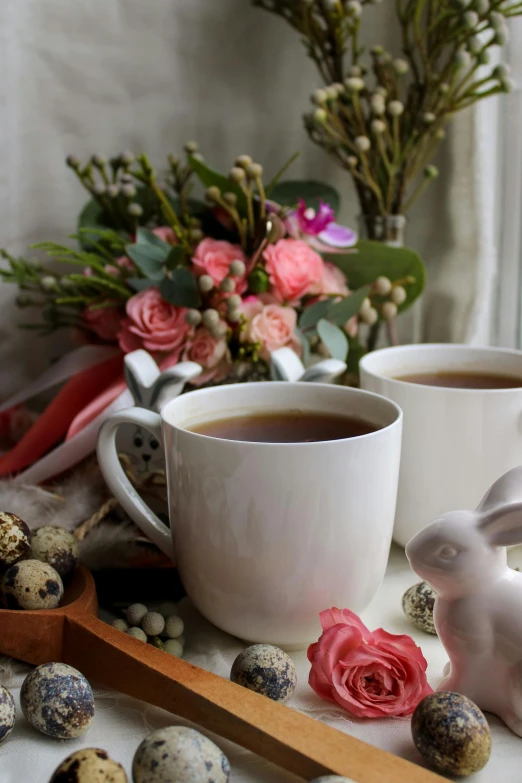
[1,145,425,383]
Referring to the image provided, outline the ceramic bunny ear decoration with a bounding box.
[119,351,201,474]
[270,347,346,384]
[406,465,522,736]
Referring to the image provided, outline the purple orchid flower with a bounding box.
[285,199,358,253]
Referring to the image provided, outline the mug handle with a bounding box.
[96,408,174,560]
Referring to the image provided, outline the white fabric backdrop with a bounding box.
[0,0,502,396]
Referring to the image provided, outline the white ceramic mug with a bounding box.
[97,382,402,649]
[360,344,522,547]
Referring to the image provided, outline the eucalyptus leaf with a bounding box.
[164,245,185,270]
[299,298,332,332]
[326,241,426,313]
[128,278,155,292]
[188,156,247,215]
[317,319,349,361]
[136,227,171,250]
[160,268,201,308]
[269,180,340,214]
[125,244,167,280]
[294,326,310,365]
[326,285,370,326]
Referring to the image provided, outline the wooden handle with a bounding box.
[64,614,444,783]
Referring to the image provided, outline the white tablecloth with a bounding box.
[2,545,522,783]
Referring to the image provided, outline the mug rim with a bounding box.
[159,381,402,447]
[360,343,522,394]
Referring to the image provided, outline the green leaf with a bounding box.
[164,245,186,270]
[188,156,247,215]
[299,298,332,332]
[128,278,155,292]
[136,227,171,250]
[326,241,426,314]
[269,180,340,214]
[294,326,310,365]
[125,243,167,280]
[317,319,349,361]
[160,268,201,308]
[326,285,371,326]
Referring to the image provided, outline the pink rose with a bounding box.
[308,608,433,719]
[242,298,300,361]
[192,238,246,288]
[182,327,231,384]
[152,226,178,245]
[83,304,123,342]
[118,287,189,354]
[264,239,324,302]
[310,262,349,297]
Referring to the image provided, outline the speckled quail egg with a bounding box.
[412,692,491,776]
[31,525,79,580]
[49,748,128,782]
[0,684,15,744]
[21,662,95,739]
[402,581,437,634]
[310,777,357,782]
[132,726,230,783]
[0,511,31,568]
[2,559,63,610]
[230,644,297,703]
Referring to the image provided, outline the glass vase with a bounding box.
[358,214,422,344]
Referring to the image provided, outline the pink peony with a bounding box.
[118,287,189,354]
[264,239,324,303]
[182,327,231,384]
[83,304,123,342]
[308,608,433,719]
[192,238,247,287]
[310,261,349,297]
[242,297,300,361]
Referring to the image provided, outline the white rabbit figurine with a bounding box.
[270,347,346,384]
[406,465,522,737]
[119,350,201,474]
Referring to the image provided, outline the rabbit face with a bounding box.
[406,510,505,595]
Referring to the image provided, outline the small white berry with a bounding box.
[220,277,235,293]
[228,309,242,323]
[141,612,165,637]
[370,94,385,116]
[345,77,365,92]
[312,88,328,105]
[371,119,386,135]
[223,192,237,206]
[361,307,378,325]
[164,615,185,639]
[229,167,246,183]
[127,627,147,642]
[235,154,253,169]
[359,297,372,314]
[227,293,242,309]
[185,309,202,326]
[128,203,143,217]
[205,186,221,201]
[394,58,409,75]
[374,276,392,296]
[198,275,214,293]
[210,322,228,339]
[229,260,246,277]
[388,100,404,117]
[246,163,263,179]
[125,603,148,626]
[163,639,184,657]
[313,108,327,124]
[382,302,398,320]
[202,309,220,328]
[355,136,371,152]
[111,618,129,633]
[391,286,407,305]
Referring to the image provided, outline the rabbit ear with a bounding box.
[478,501,522,546]
[124,350,160,406]
[477,466,522,513]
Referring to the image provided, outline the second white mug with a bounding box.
[360,344,522,547]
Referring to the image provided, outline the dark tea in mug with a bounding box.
[188,411,378,443]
